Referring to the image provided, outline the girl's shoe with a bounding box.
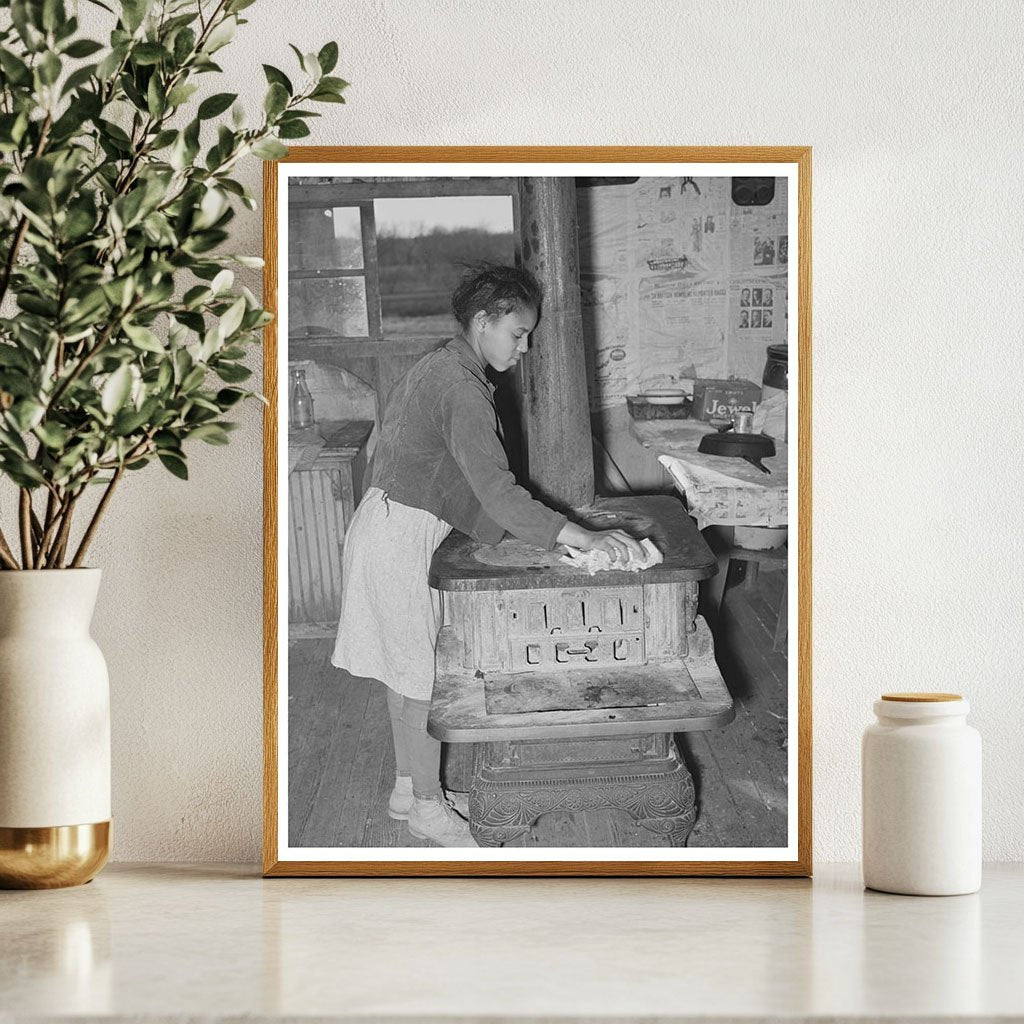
[407,795,479,847]
[388,776,469,820]
[387,776,415,819]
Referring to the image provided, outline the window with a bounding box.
[287,179,518,349]
[288,203,374,340]
[374,195,514,339]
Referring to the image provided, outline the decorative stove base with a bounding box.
[467,735,697,848]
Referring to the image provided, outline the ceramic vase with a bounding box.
[0,569,111,888]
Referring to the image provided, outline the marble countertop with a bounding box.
[3,862,1022,1021]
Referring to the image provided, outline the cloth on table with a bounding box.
[658,454,788,530]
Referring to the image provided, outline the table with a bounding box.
[629,418,788,531]
[628,418,789,638]
[3,862,1023,1020]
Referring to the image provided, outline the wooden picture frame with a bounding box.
[263,147,812,877]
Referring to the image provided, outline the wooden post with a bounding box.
[517,177,595,510]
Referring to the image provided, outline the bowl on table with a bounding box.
[627,390,692,421]
[640,389,688,405]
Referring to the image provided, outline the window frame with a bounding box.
[287,177,520,363]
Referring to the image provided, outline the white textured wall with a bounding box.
[49,0,1024,862]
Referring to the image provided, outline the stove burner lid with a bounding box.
[472,541,565,570]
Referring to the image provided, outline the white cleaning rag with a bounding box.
[559,537,663,576]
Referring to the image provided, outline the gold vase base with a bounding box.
[0,821,110,889]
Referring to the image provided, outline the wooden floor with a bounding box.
[287,562,789,849]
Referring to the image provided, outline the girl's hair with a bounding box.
[450,262,543,329]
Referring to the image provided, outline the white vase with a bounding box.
[0,569,111,888]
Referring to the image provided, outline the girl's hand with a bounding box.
[580,528,647,565]
[556,522,647,565]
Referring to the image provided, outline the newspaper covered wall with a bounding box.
[576,176,788,409]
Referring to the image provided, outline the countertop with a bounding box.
[3,862,1022,1021]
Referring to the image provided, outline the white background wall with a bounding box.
[36,0,1023,863]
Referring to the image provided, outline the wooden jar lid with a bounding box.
[881,692,962,702]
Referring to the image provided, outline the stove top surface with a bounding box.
[429,495,716,592]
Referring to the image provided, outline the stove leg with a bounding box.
[467,784,551,848]
[636,808,697,847]
[625,759,697,847]
[470,822,531,848]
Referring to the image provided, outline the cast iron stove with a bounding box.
[428,494,733,848]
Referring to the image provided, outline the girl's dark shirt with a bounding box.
[368,335,567,550]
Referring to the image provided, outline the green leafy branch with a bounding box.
[0,0,347,569]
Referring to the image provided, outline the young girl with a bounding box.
[332,264,645,847]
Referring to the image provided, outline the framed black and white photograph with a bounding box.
[262,147,811,877]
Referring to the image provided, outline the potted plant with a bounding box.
[0,0,346,887]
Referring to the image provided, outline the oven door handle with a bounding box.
[554,641,599,663]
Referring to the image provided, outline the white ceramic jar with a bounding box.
[862,693,981,895]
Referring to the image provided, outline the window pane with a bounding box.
[289,205,364,271]
[373,195,514,338]
[289,276,369,338]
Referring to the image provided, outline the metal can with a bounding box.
[732,410,754,434]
